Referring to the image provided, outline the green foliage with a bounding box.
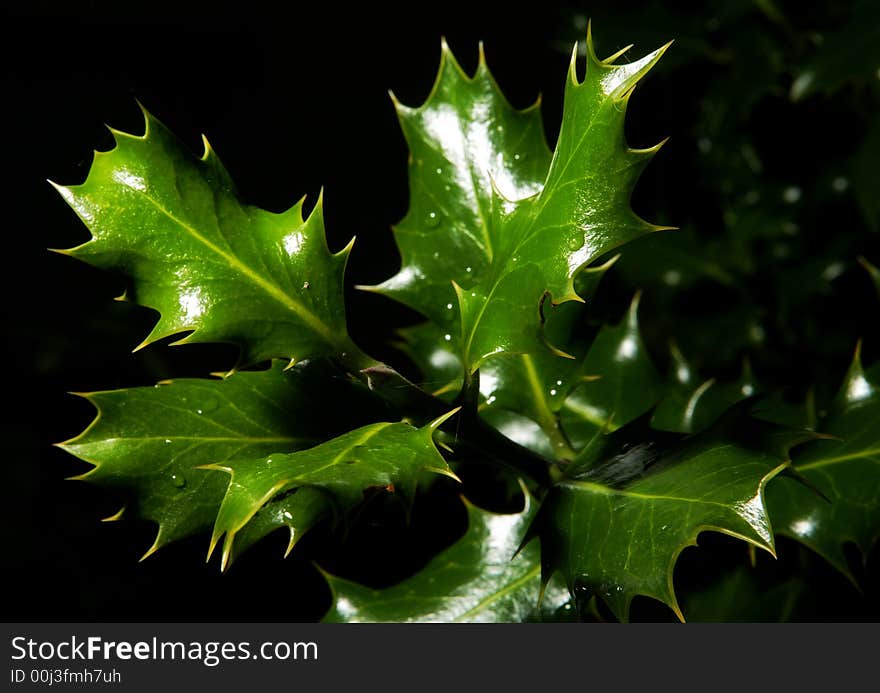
[372,30,670,372]
[53,14,880,622]
[530,409,815,621]
[51,108,358,367]
[323,489,570,623]
[768,351,880,581]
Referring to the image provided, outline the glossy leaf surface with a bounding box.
[323,492,569,622]
[768,354,880,580]
[531,410,811,621]
[372,42,552,338]
[375,30,670,372]
[560,294,664,452]
[60,361,388,559]
[652,350,757,434]
[205,415,458,569]
[53,108,356,366]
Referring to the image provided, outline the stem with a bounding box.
[354,360,551,486]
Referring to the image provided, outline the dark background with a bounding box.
[3,0,878,621]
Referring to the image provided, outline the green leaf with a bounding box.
[768,348,880,581]
[559,293,664,452]
[52,106,357,366]
[530,409,812,621]
[322,489,570,622]
[477,257,618,459]
[652,346,757,433]
[395,320,463,399]
[400,257,617,459]
[205,413,460,570]
[374,28,670,372]
[59,360,389,559]
[370,41,553,339]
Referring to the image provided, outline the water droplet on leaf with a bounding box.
[170,474,186,489]
[425,211,441,228]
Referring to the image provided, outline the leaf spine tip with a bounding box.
[628,289,643,317]
[220,536,234,572]
[428,406,462,431]
[199,133,213,161]
[568,42,580,85]
[337,234,357,258]
[427,466,461,483]
[541,334,576,360]
[585,19,601,66]
[139,536,161,562]
[65,471,92,482]
[101,507,126,523]
[603,43,634,65]
[133,99,153,138]
[206,532,222,563]
[437,439,454,454]
[630,136,670,156]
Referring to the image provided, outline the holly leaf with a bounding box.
[204,413,460,570]
[370,40,553,339]
[559,293,664,452]
[373,28,670,372]
[52,106,357,366]
[529,407,813,621]
[768,348,880,581]
[395,320,463,398]
[59,361,391,560]
[322,489,569,622]
[652,346,757,433]
[477,257,618,459]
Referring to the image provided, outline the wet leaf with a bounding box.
[60,360,389,560]
[768,350,880,581]
[52,107,357,366]
[530,408,812,621]
[323,490,570,622]
[204,413,459,570]
[373,28,670,372]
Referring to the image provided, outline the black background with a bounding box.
[3,0,877,621]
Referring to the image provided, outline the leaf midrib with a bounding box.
[138,190,340,345]
[453,563,541,622]
[797,447,880,471]
[461,90,609,367]
[564,478,738,510]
